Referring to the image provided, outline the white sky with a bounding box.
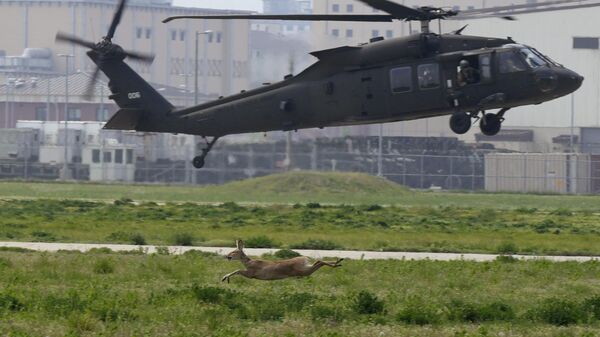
[172,0,263,12]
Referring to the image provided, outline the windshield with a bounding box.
[518,48,547,68]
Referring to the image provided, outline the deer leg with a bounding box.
[221,269,253,283]
[318,258,344,268]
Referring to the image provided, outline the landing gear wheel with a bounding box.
[449,112,472,134]
[480,113,502,136]
[192,156,205,169]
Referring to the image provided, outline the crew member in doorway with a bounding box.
[457,59,479,86]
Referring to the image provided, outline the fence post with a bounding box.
[449,156,453,190]
[420,154,424,189]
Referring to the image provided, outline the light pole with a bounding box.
[57,54,73,180]
[195,30,212,106]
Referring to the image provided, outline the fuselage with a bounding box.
[150,33,584,137]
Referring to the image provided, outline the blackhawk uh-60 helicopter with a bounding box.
[56,0,593,168]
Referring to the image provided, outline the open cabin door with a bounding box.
[442,51,495,110]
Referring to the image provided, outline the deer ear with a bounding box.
[236,239,244,250]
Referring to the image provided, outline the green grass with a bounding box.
[1,199,599,255]
[1,171,600,209]
[0,250,599,337]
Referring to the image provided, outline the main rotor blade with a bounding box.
[453,1,600,20]
[162,14,394,23]
[106,0,127,39]
[355,0,426,20]
[55,32,97,49]
[458,0,579,15]
[83,66,101,101]
[123,50,155,63]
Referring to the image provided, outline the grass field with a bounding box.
[1,198,599,255]
[0,249,599,337]
[1,171,600,209]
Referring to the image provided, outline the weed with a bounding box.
[273,249,301,259]
[551,208,573,216]
[306,202,321,209]
[496,242,518,254]
[495,255,519,263]
[113,197,134,206]
[533,298,584,326]
[352,291,384,315]
[130,233,146,245]
[291,239,341,250]
[245,235,279,248]
[0,293,25,312]
[364,204,383,212]
[173,233,194,246]
[582,295,600,320]
[93,258,115,274]
[396,300,440,325]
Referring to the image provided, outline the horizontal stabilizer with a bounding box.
[104,108,143,130]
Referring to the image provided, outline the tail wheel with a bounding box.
[449,112,472,134]
[480,113,502,136]
[192,156,205,169]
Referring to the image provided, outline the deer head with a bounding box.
[225,239,247,261]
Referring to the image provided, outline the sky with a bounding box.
[172,0,263,12]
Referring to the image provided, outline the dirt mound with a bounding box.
[221,171,409,195]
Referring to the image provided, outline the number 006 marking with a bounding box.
[128,92,141,99]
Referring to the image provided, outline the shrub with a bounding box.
[244,235,279,248]
[113,197,134,206]
[0,257,12,268]
[0,293,25,312]
[583,295,600,320]
[282,292,315,312]
[551,208,573,216]
[534,298,584,326]
[496,242,518,255]
[310,304,345,322]
[155,246,170,255]
[192,285,232,304]
[173,233,194,246]
[273,249,301,259]
[396,301,440,325]
[306,202,321,209]
[447,299,480,322]
[352,291,384,315]
[291,239,341,250]
[495,255,518,263]
[365,204,383,212]
[87,247,113,254]
[93,258,115,274]
[30,230,56,242]
[478,301,515,321]
[130,233,146,245]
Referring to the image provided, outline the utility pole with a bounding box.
[57,54,73,180]
[195,30,212,106]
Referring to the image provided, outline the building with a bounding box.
[251,0,312,36]
[0,0,251,96]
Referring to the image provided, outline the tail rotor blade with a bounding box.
[106,0,127,39]
[56,32,97,49]
[83,66,101,101]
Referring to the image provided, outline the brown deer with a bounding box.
[221,240,344,283]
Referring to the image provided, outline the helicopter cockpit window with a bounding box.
[390,66,412,93]
[518,48,547,68]
[498,51,527,73]
[417,64,440,90]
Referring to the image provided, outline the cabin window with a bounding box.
[390,66,412,93]
[479,54,492,81]
[417,64,440,90]
[498,51,527,73]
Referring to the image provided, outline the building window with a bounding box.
[35,107,47,121]
[372,30,379,38]
[115,149,123,164]
[332,29,339,37]
[103,151,112,163]
[346,29,353,38]
[216,32,222,43]
[170,29,177,41]
[208,32,214,43]
[346,4,353,12]
[332,4,339,12]
[573,37,599,49]
[390,66,412,93]
[92,149,100,163]
[136,27,143,39]
[145,28,152,39]
[386,30,393,38]
[179,30,186,41]
[96,107,110,121]
[67,108,81,121]
[126,149,133,164]
[417,64,440,90]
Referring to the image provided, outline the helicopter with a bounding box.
[56,0,593,169]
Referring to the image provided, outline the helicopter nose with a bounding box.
[555,69,584,95]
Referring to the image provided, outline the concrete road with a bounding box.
[0,241,598,262]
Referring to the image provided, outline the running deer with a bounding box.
[221,240,343,283]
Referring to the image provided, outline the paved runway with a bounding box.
[0,241,597,262]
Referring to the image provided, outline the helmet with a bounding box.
[459,60,470,68]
